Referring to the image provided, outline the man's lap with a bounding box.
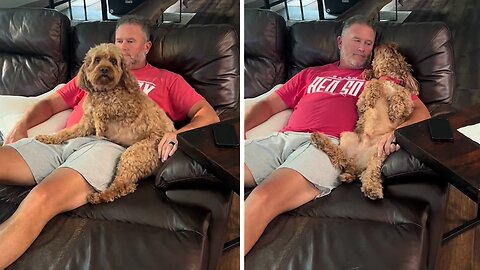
[245,132,341,197]
[8,136,125,191]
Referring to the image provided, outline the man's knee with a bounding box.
[20,185,52,216]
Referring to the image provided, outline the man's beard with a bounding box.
[340,48,372,69]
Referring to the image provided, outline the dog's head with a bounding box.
[77,43,138,93]
[372,42,419,95]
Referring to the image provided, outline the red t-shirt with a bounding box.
[277,62,419,138]
[58,63,203,127]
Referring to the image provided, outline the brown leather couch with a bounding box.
[245,8,453,270]
[0,8,239,270]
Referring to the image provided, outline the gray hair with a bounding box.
[340,15,375,38]
[115,15,152,41]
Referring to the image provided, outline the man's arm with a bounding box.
[158,99,219,162]
[398,98,431,128]
[3,93,70,145]
[377,99,431,156]
[245,92,290,136]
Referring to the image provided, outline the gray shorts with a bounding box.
[245,132,341,198]
[8,136,125,191]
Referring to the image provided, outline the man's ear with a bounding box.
[337,36,342,50]
[144,40,152,55]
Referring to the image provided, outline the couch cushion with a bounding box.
[1,179,212,270]
[147,24,239,116]
[0,8,70,96]
[246,182,441,269]
[245,9,287,98]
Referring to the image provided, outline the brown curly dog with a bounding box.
[36,43,175,204]
[311,42,418,200]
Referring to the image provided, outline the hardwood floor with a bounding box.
[218,194,240,270]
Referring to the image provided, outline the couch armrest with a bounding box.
[155,151,225,190]
[381,149,437,184]
[428,103,456,117]
[217,106,240,122]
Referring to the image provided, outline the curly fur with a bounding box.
[36,43,175,204]
[311,42,418,200]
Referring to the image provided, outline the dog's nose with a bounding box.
[100,67,109,74]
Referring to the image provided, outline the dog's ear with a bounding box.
[362,69,375,80]
[76,53,93,91]
[119,57,139,93]
[403,71,420,95]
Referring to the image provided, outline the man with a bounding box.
[0,15,219,268]
[244,15,431,255]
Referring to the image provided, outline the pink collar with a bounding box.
[379,75,403,86]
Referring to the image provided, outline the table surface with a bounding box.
[395,106,480,202]
[177,119,240,194]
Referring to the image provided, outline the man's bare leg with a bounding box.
[244,168,320,255]
[0,146,35,186]
[244,164,256,188]
[0,167,94,269]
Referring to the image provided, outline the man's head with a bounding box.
[115,15,152,70]
[337,15,375,69]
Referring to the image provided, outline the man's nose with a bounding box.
[358,44,366,52]
[117,43,128,51]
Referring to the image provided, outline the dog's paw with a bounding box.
[361,184,384,200]
[87,192,115,204]
[340,173,356,183]
[35,135,64,145]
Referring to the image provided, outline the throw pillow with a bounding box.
[245,84,292,139]
[0,84,72,139]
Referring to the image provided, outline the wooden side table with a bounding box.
[177,118,240,251]
[395,106,480,241]
[177,119,240,194]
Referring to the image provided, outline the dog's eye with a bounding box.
[94,57,100,63]
[110,58,117,65]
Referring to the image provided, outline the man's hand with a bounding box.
[3,123,28,145]
[377,132,400,157]
[158,132,179,162]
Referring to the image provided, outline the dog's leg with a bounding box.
[35,116,95,144]
[311,133,357,182]
[88,137,160,204]
[387,86,414,124]
[363,81,383,108]
[360,154,386,200]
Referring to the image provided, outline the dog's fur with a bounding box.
[36,43,175,203]
[311,43,418,200]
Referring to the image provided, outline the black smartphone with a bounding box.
[212,123,239,148]
[428,118,454,141]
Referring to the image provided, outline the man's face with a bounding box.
[337,24,375,69]
[115,24,152,70]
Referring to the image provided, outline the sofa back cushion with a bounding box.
[244,9,286,98]
[0,8,70,96]
[288,21,454,107]
[71,22,240,118]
